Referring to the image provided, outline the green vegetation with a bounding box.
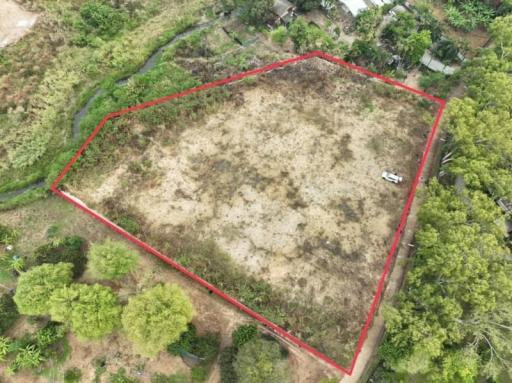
[0,224,18,245]
[382,12,432,65]
[73,1,129,46]
[88,239,139,280]
[379,15,512,382]
[270,26,289,45]
[432,38,464,64]
[0,0,212,209]
[49,283,122,340]
[234,338,289,383]
[219,346,238,383]
[355,8,383,41]
[237,0,273,25]
[0,336,11,361]
[3,322,67,375]
[0,294,19,334]
[122,283,194,356]
[167,323,220,381]
[232,324,258,349]
[64,367,83,383]
[153,236,352,364]
[444,0,495,31]
[13,262,74,316]
[288,17,347,55]
[219,326,290,383]
[346,40,391,72]
[30,236,88,278]
[419,72,455,98]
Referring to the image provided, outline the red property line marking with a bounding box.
[50,51,446,375]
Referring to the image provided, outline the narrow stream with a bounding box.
[1,19,217,202]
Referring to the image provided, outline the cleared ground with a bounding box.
[71,57,436,364]
[0,0,37,48]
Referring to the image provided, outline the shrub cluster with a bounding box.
[167,324,220,382]
[2,322,67,375]
[219,327,290,383]
[30,236,88,278]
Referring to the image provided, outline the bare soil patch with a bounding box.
[70,57,436,365]
[0,0,38,48]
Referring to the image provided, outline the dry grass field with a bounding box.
[67,57,437,365]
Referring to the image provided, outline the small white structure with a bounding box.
[337,0,393,16]
[382,171,403,184]
[420,51,456,75]
[338,0,369,16]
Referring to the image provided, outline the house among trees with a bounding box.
[270,0,296,26]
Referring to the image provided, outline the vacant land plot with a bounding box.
[66,57,437,366]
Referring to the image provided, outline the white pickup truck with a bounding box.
[382,171,403,184]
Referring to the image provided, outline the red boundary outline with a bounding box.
[50,51,446,375]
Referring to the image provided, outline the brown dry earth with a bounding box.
[72,57,436,366]
[0,0,38,48]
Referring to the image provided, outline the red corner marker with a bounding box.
[50,51,446,375]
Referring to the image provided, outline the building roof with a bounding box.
[339,0,369,16]
[273,0,296,17]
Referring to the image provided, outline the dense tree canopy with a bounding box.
[121,284,194,356]
[237,0,273,25]
[13,263,73,316]
[380,15,512,382]
[49,283,121,340]
[88,239,139,280]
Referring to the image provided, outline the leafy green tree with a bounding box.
[355,8,383,41]
[88,239,139,280]
[234,338,289,383]
[346,39,391,71]
[489,15,512,59]
[400,30,432,64]
[13,263,73,316]
[49,283,122,340]
[382,12,416,46]
[237,0,273,25]
[288,17,345,55]
[75,1,127,40]
[0,293,19,334]
[122,284,194,356]
[381,182,512,381]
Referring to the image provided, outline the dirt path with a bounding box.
[0,0,38,48]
